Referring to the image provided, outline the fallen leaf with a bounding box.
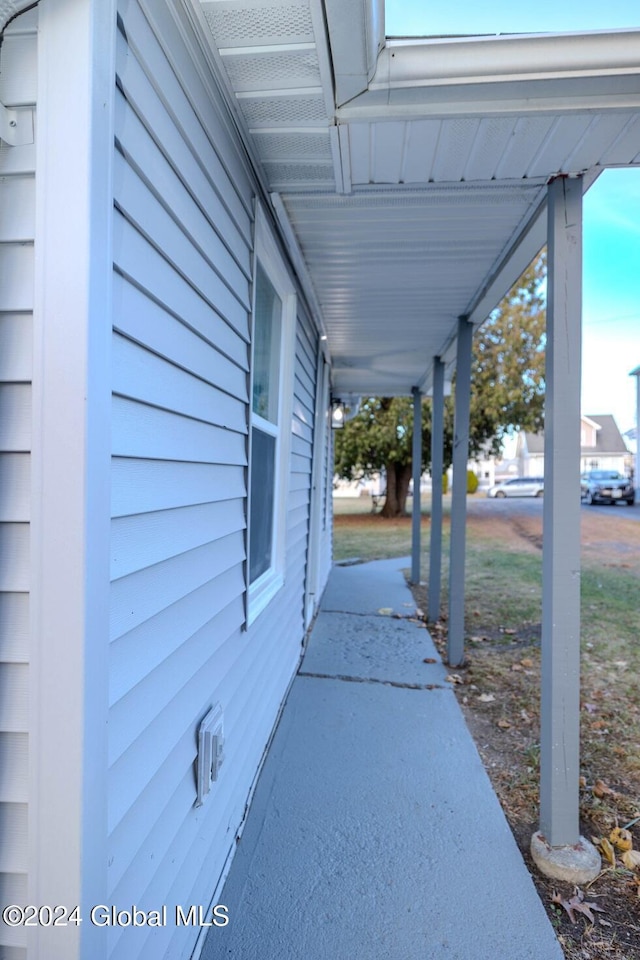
[583,703,598,714]
[511,663,523,672]
[378,607,393,616]
[520,658,534,668]
[552,889,605,924]
[503,628,516,635]
[423,657,437,664]
[609,827,633,852]
[445,674,463,685]
[579,776,587,788]
[497,718,511,729]
[598,837,616,867]
[593,779,615,799]
[622,849,640,870]
[478,693,495,703]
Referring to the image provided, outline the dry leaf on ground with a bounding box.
[622,849,640,870]
[593,778,616,798]
[609,827,633,852]
[597,837,616,867]
[551,889,605,924]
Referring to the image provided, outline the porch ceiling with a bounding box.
[196,0,640,396]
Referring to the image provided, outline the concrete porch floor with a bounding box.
[202,558,563,960]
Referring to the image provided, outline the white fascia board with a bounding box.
[581,414,603,431]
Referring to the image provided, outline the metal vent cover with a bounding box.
[221,50,321,91]
[201,0,314,48]
[252,131,332,160]
[262,160,334,184]
[241,94,327,126]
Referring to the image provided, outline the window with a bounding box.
[247,209,295,622]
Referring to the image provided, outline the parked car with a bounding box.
[580,470,634,505]
[487,477,544,498]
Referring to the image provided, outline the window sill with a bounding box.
[247,569,284,626]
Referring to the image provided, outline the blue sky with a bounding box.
[386,1,640,435]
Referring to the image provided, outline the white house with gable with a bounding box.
[517,414,630,477]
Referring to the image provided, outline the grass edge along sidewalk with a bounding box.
[333,498,640,960]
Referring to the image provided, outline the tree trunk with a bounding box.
[380,461,413,517]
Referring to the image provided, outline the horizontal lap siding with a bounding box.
[0,10,36,957]
[109,3,320,959]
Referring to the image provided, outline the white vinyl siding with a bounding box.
[108,3,326,959]
[0,9,36,957]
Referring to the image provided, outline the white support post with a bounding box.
[447,319,473,667]
[411,387,422,584]
[428,358,444,622]
[532,175,600,883]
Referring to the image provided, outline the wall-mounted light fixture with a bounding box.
[331,398,345,429]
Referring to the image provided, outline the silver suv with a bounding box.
[487,477,544,499]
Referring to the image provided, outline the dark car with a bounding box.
[580,470,634,506]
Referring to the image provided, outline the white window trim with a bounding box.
[247,206,296,624]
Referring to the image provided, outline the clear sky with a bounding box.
[386,1,640,436]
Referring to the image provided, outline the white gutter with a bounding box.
[372,29,640,91]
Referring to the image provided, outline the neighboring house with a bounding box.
[2,3,640,960]
[517,415,631,476]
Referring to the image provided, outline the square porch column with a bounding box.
[428,358,445,622]
[532,174,600,883]
[447,318,473,667]
[411,387,422,584]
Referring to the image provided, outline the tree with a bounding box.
[334,252,547,517]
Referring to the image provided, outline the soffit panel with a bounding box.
[281,182,545,393]
[195,3,640,394]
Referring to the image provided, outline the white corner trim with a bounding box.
[30,0,116,957]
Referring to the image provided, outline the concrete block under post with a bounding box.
[532,174,599,884]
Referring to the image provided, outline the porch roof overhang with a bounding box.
[195,1,640,396]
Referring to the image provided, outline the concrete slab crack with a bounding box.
[298,671,444,690]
